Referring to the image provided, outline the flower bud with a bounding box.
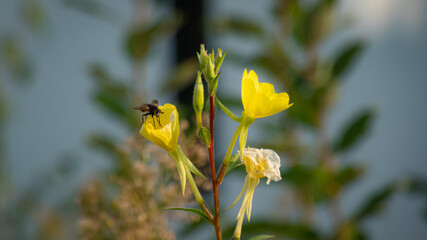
[207,59,216,81]
[215,49,226,74]
[193,72,204,129]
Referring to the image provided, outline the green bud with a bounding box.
[209,50,215,63]
[193,72,204,129]
[198,127,211,147]
[200,44,207,56]
[197,44,226,96]
[214,49,226,74]
[207,60,216,81]
[196,52,205,74]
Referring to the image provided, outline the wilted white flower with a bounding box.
[241,147,282,184]
[229,147,282,239]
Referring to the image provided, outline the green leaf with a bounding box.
[334,108,375,152]
[335,165,364,186]
[198,127,211,147]
[216,98,241,122]
[249,235,275,240]
[353,177,427,222]
[287,89,317,127]
[281,165,313,186]
[331,41,364,80]
[88,63,140,128]
[407,178,427,195]
[64,0,121,23]
[1,35,33,83]
[23,0,47,33]
[292,0,333,47]
[333,221,367,240]
[178,146,206,179]
[225,153,242,177]
[254,42,292,87]
[211,17,265,37]
[94,92,128,119]
[352,183,396,222]
[208,71,221,95]
[222,220,320,240]
[165,207,211,222]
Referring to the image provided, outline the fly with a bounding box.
[134,99,163,127]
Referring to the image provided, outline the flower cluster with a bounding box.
[137,45,292,240]
[224,69,292,239]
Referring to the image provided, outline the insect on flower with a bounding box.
[134,99,164,127]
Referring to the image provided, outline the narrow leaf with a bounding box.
[165,207,211,222]
[352,183,395,221]
[225,153,242,177]
[332,41,364,80]
[249,235,275,240]
[217,98,241,122]
[353,178,427,222]
[334,108,375,152]
[335,165,364,186]
[94,93,128,119]
[177,146,206,179]
[181,157,206,180]
[208,71,221,95]
[212,18,265,36]
[222,220,320,240]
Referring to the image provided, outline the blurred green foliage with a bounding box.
[205,0,427,239]
[0,0,426,239]
[1,36,33,83]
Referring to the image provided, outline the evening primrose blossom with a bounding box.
[220,69,293,168]
[241,69,293,119]
[140,103,180,152]
[239,69,293,161]
[229,147,282,240]
[139,103,205,198]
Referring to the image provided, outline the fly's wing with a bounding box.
[151,99,159,107]
[134,104,150,112]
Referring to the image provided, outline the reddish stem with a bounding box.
[216,163,227,185]
[209,95,222,240]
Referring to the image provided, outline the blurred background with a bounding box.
[0,0,426,239]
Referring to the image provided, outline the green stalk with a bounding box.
[216,120,244,185]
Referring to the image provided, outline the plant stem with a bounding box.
[217,121,243,185]
[209,95,222,240]
[184,165,214,222]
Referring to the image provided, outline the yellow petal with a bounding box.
[241,69,258,115]
[140,103,180,152]
[241,69,293,118]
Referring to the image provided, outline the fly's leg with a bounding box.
[152,114,157,127]
[156,116,162,127]
[157,110,163,127]
[141,113,150,128]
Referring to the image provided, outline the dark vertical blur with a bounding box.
[175,0,205,106]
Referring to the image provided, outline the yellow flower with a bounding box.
[140,103,205,196]
[140,103,179,152]
[229,147,282,239]
[220,69,293,167]
[241,69,293,119]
